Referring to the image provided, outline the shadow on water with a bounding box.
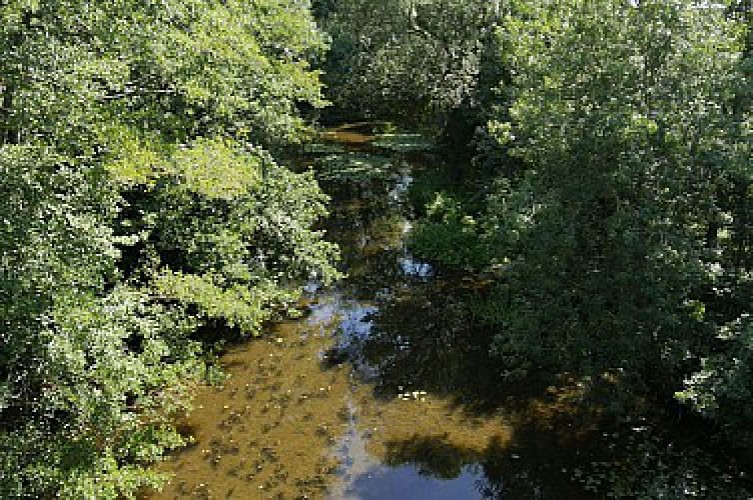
[148,124,606,499]
[322,272,606,499]
[312,125,607,499]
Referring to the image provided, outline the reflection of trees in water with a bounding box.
[379,432,572,499]
[324,182,420,300]
[351,284,604,498]
[314,147,601,498]
[358,280,753,499]
[362,283,501,407]
[383,435,477,480]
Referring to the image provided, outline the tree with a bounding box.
[317,0,500,126]
[475,0,751,417]
[0,1,337,497]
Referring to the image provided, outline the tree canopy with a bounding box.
[2,0,753,497]
[0,1,337,497]
[409,0,753,444]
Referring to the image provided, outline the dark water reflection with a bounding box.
[150,124,601,499]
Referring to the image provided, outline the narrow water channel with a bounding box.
[150,125,602,499]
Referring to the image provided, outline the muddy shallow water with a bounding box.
[148,125,604,499]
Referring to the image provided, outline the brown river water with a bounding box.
[146,125,619,499]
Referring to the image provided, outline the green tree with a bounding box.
[477,0,751,411]
[318,0,500,125]
[0,1,337,497]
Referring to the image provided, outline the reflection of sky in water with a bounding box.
[343,465,485,500]
[329,399,486,500]
[338,303,377,342]
[399,255,433,278]
[305,294,342,331]
[151,125,614,500]
[306,294,376,338]
[388,170,413,204]
[302,146,484,499]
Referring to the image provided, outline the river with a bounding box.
[147,124,621,499]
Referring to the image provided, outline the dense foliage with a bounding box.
[3,0,753,497]
[316,0,500,125]
[410,0,753,447]
[0,1,337,497]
